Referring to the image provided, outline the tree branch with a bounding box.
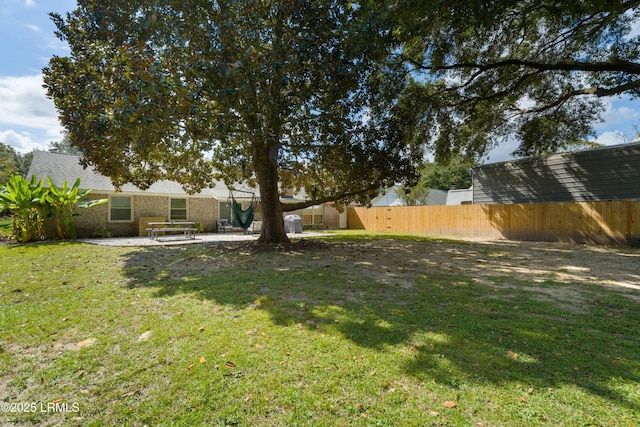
[445,69,545,106]
[524,78,640,113]
[281,186,380,212]
[404,55,640,75]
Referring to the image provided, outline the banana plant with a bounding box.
[0,175,48,242]
[45,176,107,239]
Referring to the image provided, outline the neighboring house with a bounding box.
[370,186,472,206]
[425,189,447,206]
[280,187,345,229]
[423,188,473,205]
[445,188,473,205]
[27,151,342,237]
[472,142,640,205]
[371,185,405,207]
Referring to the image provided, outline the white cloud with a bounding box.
[596,98,640,130]
[591,96,640,144]
[0,74,60,130]
[0,74,63,153]
[0,129,51,153]
[626,12,640,39]
[25,23,41,32]
[595,131,627,146]
[24,0,36,8]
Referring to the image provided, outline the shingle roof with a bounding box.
[27,151,309,202]
[27,151,218,197]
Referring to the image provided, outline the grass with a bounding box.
[0,233,639,426]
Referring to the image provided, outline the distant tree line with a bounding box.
[0,134,79,186]
[0,143,33,184]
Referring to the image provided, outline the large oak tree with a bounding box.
[44,0,422,243]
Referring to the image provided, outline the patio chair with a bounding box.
[216,218,234,233]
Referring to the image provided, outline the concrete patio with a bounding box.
[78,231,329,247]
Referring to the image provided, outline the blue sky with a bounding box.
[0,0,76,153]
[1,0,639,161]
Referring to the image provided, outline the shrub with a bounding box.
[45,177,106,239]
[0,174,106,242]
[91,226,112,238]
[0,175,48,242]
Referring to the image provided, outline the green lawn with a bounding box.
[1,234,638,426]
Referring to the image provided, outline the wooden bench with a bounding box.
[146,222,197,240]
[139,217,166,237]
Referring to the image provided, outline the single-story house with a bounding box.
[445,188,473,205]
[426,189,447,206]
[27,151,344,237]
[370,185,405,207]
[472,142,640,205]
[370,186,472,206]
[422,188,472,205]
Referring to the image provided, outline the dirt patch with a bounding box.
[201,236,640,307]
[121,235,640,315]
[0,237,16,246]
[204,238,331,254]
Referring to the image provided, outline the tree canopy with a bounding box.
[0,143,20,185]
[419,161,474,192]
[49,132,81,155]
[44,0,422,243]
[394,0,640,159]
[0,143,33,182]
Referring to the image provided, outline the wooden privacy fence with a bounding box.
[348,200,640,246]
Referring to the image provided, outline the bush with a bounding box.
[0,216,12,239]
[0,174,106,242]
[45,177,106,239]
[91,226,112,238]
[0,175,47,242]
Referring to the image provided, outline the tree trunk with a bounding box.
[254,142,290,244]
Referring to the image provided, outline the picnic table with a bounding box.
[146,221,197,240]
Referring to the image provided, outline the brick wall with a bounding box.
[73,193,218,237]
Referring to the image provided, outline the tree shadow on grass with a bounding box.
[120,239,640,413]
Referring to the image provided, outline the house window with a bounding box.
[170,198,188,220]
[219,201,234,225]
[109,196,132,222]
[302,205,323,225]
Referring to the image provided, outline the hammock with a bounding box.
[231,194,256,229]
